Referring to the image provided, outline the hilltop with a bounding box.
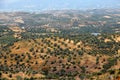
[0,33,120,79]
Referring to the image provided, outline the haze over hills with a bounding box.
[0,0,120,11]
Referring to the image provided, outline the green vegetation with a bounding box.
[0,10,120,79]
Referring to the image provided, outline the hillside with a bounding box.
[0,34,120,79]
[0,10,120,80]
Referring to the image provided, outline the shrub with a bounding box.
[16,76,23,80]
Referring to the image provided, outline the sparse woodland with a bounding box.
[0,10,120,80]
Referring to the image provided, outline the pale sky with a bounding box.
[0,0,120,11]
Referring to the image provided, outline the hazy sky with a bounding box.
[0,0,120,11]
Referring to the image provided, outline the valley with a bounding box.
[0,9,120,80]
